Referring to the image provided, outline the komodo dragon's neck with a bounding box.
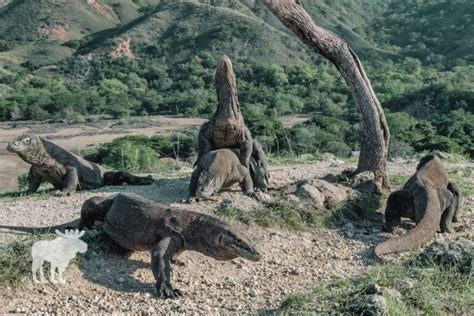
[214,56,244,127]
[18,143,62,171]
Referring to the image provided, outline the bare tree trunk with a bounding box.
[262,0,390,187]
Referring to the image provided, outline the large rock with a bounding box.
[297,183,325,208]
[297,179,355,208]
[419,238,473,274]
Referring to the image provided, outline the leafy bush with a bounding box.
[102,139,160,172]
[86,130,198,171]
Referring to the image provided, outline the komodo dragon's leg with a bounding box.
[439,188,455,233]
[103,171,153,186]
[195,133,212,167]
[26,167,43,194]
[56,166,78,196]
[151,235,184,299]
[238,165,254,195]
[383,190,415,232]
[239,137,252,168]
[447,181,461,223]
[188,168,200,198]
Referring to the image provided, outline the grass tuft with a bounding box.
[216,201,252,225]
[0,234,51,286]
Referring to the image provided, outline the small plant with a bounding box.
[390,174,410,186]
[256,200,322,231]
[0,234,52,286]
[17,174,29,191]
[216,201,252,225]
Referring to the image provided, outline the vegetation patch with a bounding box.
[274,256,473,314]
[216,201,252,225]
[0,229,111,287]
[85,131,197,172]
[217,199,341,232]
[0,234,51,286]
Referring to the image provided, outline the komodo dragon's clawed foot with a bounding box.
[54,190,71,197]
[183,197,199,204]
[245,191,258,199]
[156,283,183,299]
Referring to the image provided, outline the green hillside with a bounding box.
[0,0,473,157]
[372,0,474,64]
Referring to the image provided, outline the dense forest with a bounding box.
[0,0,473,158]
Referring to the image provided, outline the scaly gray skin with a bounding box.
[79,193,261,299]
[189,149,254,199]
[196,55,252,168]
[232,139,270,191]
[375,154,461,256]
[7,134,153,196]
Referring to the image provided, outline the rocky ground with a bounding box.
[0,158,472,314]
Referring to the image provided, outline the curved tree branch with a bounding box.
[262,0,390,186]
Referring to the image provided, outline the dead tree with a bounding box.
[262,0,390,187]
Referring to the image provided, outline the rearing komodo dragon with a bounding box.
[375,154,461,256]
[79,193,261,298]
[196,55,253,167]
[7,134,153,196]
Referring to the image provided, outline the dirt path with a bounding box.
[0,160,472,314]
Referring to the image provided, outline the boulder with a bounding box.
[418,238,473,274]
[297,179,357,208]
[310,179,349,205]
[297,183,325,208]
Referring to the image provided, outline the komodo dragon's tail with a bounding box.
[0,219,80,236]
[375,185,440,257]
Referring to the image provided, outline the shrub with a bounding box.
[102,139,161,172]
[86,130,198,171]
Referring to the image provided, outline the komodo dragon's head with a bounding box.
[383,190,415,232]
[249,159,269,191]
[198,217,261,262]
[7,134,42,156]
[214,55,244,126]
[195,171,221,199]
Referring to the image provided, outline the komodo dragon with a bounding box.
[189,149,255,199]
[375,154,461,257]
[79,193,261,298]
[196,55,253,167]
[7,134,153,196]
[232,139,270,191]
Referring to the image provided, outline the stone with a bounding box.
[351,171,375,188]
[310,179,348,205]
[297,183,325,208]
[365,283,383,295]
[419,238,473,274]
[351,294,388,316]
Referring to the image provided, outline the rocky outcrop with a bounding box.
[110,37,134,59]
[297,179,356,208]
[418,238,473,274]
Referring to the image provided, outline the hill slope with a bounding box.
[1,0,473,157]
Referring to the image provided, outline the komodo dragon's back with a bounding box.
[40,137,105,188]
